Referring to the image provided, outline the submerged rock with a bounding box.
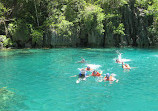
[0,87,28,110]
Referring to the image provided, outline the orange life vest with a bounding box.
[85,68,93,71]
[123,65,131,69]
[92,72,101,76]
[104,76,114,81]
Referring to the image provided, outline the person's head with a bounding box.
[93,70,97,75]
[125,64,128,67]
[106,73,110,79]
[87,66,90,70]
[81,68,86,74]
[81,57,85,62]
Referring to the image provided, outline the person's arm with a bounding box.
[70,75,77,77]
[98,71,102,76]
[85,72,90,77]
[71,72,80,77]
[104,77,107,81]
[86,75,91,77]
[122,62,125,69]
[127,65,131,69]
[91,72,94,76]
[116,79,119,83]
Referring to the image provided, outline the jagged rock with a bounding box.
[0,42,3,49]
[25,43,32,48]
[0,37,3,42]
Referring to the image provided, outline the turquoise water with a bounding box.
[0,48,158,111]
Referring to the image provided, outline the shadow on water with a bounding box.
[0,48,65,59]
[0,49,42,59]
[0,49,32,58]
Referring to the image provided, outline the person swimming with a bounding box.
[122,62,131,69]
[116,59,121,63]
[91,70,102,77]
[104,73,110,81]
[104,73,117,81]
[71,68,88,83]
[77,57,86,63]
[85,66,93,71]
[116,53,122,63]
[70,68,88,78]
[78,68,87,78]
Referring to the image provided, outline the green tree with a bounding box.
[0,2,11,36]
[8,20,31,47]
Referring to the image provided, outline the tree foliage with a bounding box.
[0,0,158,47]
[81,4,105,34]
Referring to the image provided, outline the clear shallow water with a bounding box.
[0,48,158,111]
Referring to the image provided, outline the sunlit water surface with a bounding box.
[0,48,158,111]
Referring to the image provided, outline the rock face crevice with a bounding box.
[45,1,154,48]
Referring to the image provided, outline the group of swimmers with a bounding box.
[74,52,133,83]
[73,57,118,83]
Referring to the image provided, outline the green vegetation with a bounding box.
[0,0,158,48]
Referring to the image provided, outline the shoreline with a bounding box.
[0,46,158,50]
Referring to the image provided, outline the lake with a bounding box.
[0,48,158,111]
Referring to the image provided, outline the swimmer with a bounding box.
[104,73,113,81]
[116,52,122,63]
[85,66,93,71]
[79,68,87,78]
[74,68,89,83]
[77,57,86,63]
[104,73,118,82]
[71,68,89,78]
[91,70,102,77]
[116,59,121,63]
[122,62,131,69]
